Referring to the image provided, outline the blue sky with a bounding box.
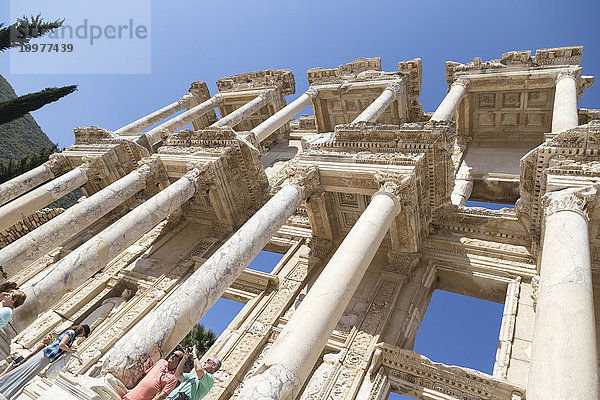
[0,0,598,148]
[1,1,597,398]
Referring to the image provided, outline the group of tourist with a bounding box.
[123,346,220,400]
[0,281,220,400]
[0,281,93,399]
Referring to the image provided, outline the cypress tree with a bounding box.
[0,15,63,52]
[0,86,77,125]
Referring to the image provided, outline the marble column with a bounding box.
[0,166,88,232]
[450,179,473,206]
[252,88,317,143]
[115,93,193,136]
[0,154,68,207]
[0,161,160,279]
[211,90,275,128]
[141,95,223,146]
[101,168,315,388]
[352,82,402,124]
[430,78,468,122]
[527,187,599,400]
[239,175,404,400]
[14,166,205,330]
[552,69,579,133]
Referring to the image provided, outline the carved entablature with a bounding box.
[216,69,295,97]
[444,46,593,142]
[377,344,525,400]
[307,57,382,85]
[306,57,424,131]
[518,120,600,238]
[157,134,269,230]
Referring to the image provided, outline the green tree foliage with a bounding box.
[0,15,63,52]
[175,324,217,372]
[0,144,57,184]
[0,85,77,125]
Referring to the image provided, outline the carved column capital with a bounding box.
[374,172,411,201]
[556,68,581,83]
[306,87,319,98]
[383,251,421,278]
[453,78,469,89]
[80,156,107,180]
[286,165,321,199]
[542,186,597,219]
[307,236,332,261]
[177,92,194,107]
[385,81,404,97]
[137,157,168,182]
[185,161,214,193]
[45,153,70,176]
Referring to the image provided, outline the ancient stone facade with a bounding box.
[0,46,598,400]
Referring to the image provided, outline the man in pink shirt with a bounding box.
[124,350,183,400]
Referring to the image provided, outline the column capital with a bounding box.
[80,156,107,181]
[374,172,411,202]
[384,250,421,278]
[44,153,70,176]
[306,87,319,98]
[452,78,469,89]
[286,164,321,198]
[177,92,194,107]
[556,68,581,83]
[385,81,404,97]
[307,236,333,260]
[137,157,167,182]
[542,185,597,219]
[185,161,214,193]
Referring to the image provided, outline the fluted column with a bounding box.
[0,165,89,232]
[430,78,468,122]
[101,166,318,388]
[0,154,68,207]
[115,93,194,135]
[239,174,405,400]
[211,90,275,128]
[253,88,317,143]
[140,95,223,146]
[527,187,599,400]
[352,82,403,123]
[552,69,579,133]
[14,166,206,330]
[0,160,162,279]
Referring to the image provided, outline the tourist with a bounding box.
[0,282,18,300]
[123,349,183,400]
[0,324,90,399]
[165,346,220,400]
[0,290,26,330]
[0,335,53,377]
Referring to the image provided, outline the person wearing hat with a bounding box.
[0,324,90,399]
